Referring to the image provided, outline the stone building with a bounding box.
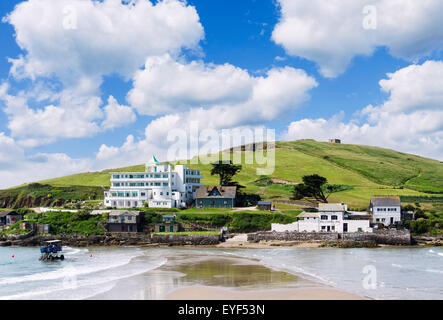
[106,210,141,233]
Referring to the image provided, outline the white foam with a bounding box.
[0,250,140,286]
[0,257,167,300]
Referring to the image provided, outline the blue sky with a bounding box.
[0,0,442,188]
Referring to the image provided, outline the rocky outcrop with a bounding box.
[0,195,66,209]
[412,236,443,246]
[6,233,222,247]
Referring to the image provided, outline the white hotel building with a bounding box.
[104,156,203,209]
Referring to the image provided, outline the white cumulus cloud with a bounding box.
[129,55,318,125]
[5,0,204,83]
[101,96,136,130]
[272,0,443,77]
[1,0,204,147]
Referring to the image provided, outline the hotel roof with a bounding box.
[196,186,237,199]
[108,210,141,216]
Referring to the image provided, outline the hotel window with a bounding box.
[160,192,163,195]
[163,183,168,186]
[163,174,168,178]
[321,215,328,220]
[113,174,120,179]
[321,226,326,230]
[331,215,338,220]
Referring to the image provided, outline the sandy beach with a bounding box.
[90,249,366,300]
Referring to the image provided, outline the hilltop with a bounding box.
[1,140,442,208]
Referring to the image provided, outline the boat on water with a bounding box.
[39,240,65,261]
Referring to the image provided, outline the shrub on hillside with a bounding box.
[37,211,103,235]
[176,213,232,226]
[229,212,297,232]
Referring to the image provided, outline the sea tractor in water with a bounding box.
[39,240,65,261]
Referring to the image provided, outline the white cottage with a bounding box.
[272,203,372,233]
[369,196,401,226]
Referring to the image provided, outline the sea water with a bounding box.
[230,247,443,299]
[0,246,441,300]
[0,246,166,300]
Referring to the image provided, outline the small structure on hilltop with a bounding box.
[106,210,141,233]
[272,203,372,233]
[257,201,272,211]
[0,210,23,226]
[154,215,179,233]
[195,186,237,208]
[369,196,402,227]
[328,139,341,144]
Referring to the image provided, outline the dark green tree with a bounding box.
[291,174,331,203]
[210,161,242,186]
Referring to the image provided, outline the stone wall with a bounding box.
[248,231,339,242]
[341,230,411,245]
[150,234,221,245]
[248,230,411,245]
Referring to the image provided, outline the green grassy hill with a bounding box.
[2,140,443,208]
